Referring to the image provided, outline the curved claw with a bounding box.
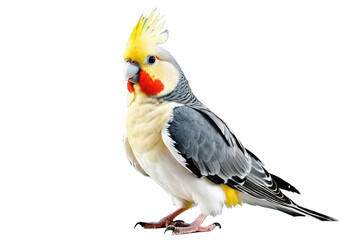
[172,220,185,224]
[164,225,175,234]
[134,222,146,229]
[213,222,221,229]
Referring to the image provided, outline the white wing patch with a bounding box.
[161,123,197,176]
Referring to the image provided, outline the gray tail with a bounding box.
[277,204,337,221]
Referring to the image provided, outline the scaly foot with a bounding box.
[134,219,190,229]
[164,214,221,235]
[134,208,187,229]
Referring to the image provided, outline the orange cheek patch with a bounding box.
[139,70,164,95]
[127,81,134,93]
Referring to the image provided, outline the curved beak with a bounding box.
[124,61,140,83]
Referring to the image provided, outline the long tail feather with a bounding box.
[296,205,337,221]
[276,204,337,221]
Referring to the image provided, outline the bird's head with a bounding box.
[124,10,181,98]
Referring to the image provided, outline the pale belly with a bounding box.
[134,141,226,216]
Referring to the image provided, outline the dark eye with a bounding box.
[147,55,157,64]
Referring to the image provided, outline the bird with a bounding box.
[123,9,336,235]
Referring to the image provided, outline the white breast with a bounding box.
[126,91,177,157]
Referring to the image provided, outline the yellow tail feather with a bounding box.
[221,185,242,207]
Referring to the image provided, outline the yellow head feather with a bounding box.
[124,9,168,63]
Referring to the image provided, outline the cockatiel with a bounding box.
[123,10,336,235]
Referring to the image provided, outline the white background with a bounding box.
[1,0,359,239]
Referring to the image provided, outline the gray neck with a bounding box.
[158,71,200,107]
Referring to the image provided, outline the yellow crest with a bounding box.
[124,9,168,63]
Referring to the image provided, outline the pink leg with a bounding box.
[164,214,221,235]
[134,208,187,229]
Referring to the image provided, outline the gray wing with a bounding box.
[163,106,298,206]
[163,106,252,183]
[123,136,148,177]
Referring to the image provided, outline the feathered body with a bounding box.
[123,10,336,234]
[126,89,229,216]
